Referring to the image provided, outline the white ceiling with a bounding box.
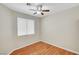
[3,3,79,18]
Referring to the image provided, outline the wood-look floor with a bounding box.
[10,41,77,55]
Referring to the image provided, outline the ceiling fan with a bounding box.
[26,3,50,15]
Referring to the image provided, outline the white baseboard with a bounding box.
[8,40,79,55]
[8,40,41,55]
[42,40,79,54]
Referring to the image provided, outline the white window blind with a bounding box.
[17,17,35,36]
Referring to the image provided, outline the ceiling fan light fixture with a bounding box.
[37,11,41,14]
[33,11,42,15]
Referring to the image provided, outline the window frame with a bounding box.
[17,17,35,37]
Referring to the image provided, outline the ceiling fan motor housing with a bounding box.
[26,3,50,15]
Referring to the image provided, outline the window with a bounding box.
[17,17,35,36]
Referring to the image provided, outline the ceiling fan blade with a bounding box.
[29,9,36,11]
[26,3,31,6]
[33,12,37,15]
[41,12,44,15]
[42,10,50,12]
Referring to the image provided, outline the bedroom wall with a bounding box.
[0,3,79,54]
[0,4,41,54]
[41,6,79,53]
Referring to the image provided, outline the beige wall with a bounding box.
[0,4,41,54]
[41,6,79,53]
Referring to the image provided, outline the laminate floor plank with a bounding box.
[10,41,77,55]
